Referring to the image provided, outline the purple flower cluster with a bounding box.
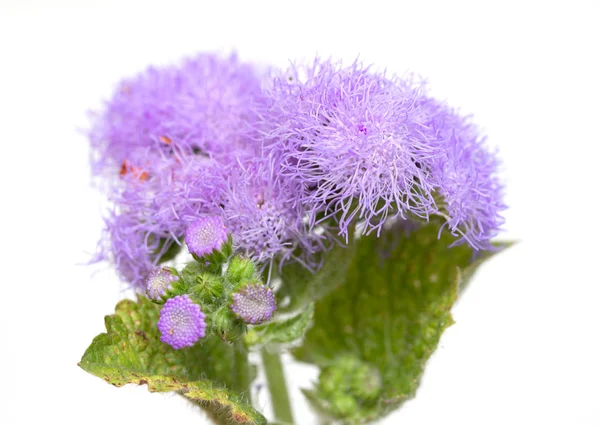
[89,54,505,289]
[89,53,265,175]
[260,59,505,247]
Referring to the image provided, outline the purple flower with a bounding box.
[88,53,267,177]
[157,295,206,349]
[89,54,506,293]
[185,216,228,257]
[220,159,326,268]
[260,58,505,248]
[97,157,226,288]
[419,97,506,248]
[146,267,179,300]
[230,283,277,324]
[261,59,436,237]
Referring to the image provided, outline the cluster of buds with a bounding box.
[315,355,382,418]
[143,216,277,349]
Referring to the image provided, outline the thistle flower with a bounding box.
[157,295,206,349]
[146,267,179,300]
[185,216,228,257]
[230,283,276,324]
[88,52,267,177]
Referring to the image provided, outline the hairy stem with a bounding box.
[233,339,251,396]
[262,348,295,425]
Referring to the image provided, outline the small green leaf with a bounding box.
[244,304,314,348]
[293,221,510,424]
[79,296,266,425]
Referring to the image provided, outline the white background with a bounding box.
[1,1,599,424]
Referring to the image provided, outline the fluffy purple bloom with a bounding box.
[99,154,323,288]
[90,54,505,291]
[260,58,505,248]
[261,59,436,236]
[146,267,179,300]
[97,155,226,288]
[230,283,277,324]
[419,98,506,248]
[88,53,266,177]
[185,216,228,257]
[220,159,326,268]
[157,295,206,349]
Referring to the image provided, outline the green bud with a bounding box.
[180,261,205,284]
[329,392,358,418]
[350,364,382,401]
[211,307,248,342]
[189,273,224,302]
[318,366,345,396]
[226,256,257,288]
[336,354,363,373]
[317,354,382,410]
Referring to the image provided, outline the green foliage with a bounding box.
[244,304,314,348]
[276,243,357,314]
[293,221,509,424]
[153,236,182,264]
[79,296,266,425]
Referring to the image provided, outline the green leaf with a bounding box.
[276,243,357,314]
[152,235,182,264]
[244,304,315,348]
[293,221,511,424]
[79,296,266,425]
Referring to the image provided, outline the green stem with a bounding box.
[262,348,295,425]
[233,339,250,395]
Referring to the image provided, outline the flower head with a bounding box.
[157,295,206,349]
[260,57,505,248]
[261,59,435,237]
[419,97,506,248]
[88,53,267,177]
[185,216,228,257]
[230,283,276,324]
[96,157,225,289]
[145,267,179,300]
[220,159,325,267]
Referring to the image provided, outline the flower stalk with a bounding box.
[262,348,295,425]
[233,339,251,396]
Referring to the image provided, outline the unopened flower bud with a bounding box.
[157,295,206,350]
[350,364,382,401]
[146,267,179,301]
[230,283,276,325]
[189,273,224,303]
[330,392,358,417]
[226,256,257,287]
[185,216,229,258]
[212,307,247,342]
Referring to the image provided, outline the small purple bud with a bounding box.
[145,267,179,300]
[157,295,206,349]
[230,283,276,325]
[184,216,228,257]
